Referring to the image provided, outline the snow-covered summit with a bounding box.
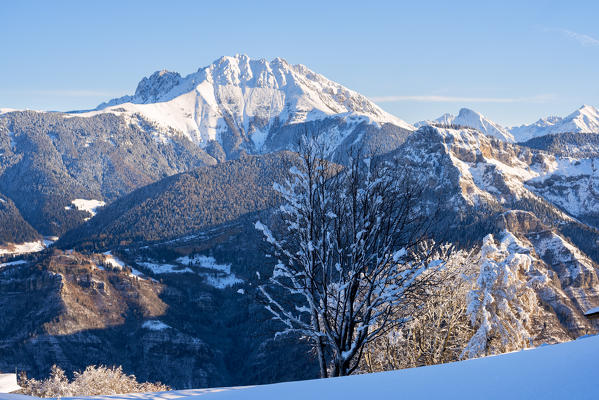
[0,108,23,115]
[120,69,183,105]
[90,55,413,151]
[416,108,515,142]
[511,105,599,141]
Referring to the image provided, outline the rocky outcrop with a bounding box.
[0,250,226,389]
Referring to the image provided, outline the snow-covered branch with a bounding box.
[256,138,440,377]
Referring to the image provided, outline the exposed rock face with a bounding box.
[387,126,599,341]
[133,70,183,104]
[495,212,599,339]
[0,250,226,389]
[0,56,414,239]
[415,108,515,142]
[1,58,599,389]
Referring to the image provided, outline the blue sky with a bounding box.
[1,0,598,126]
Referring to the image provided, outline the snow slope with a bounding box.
[512,105,599,141]
[67,199,106,219]
[0,108,21,115]
[176,255,243,288]
[416,108,514,142]
[0,373,20,394]
[78,55,413,152]
[0,240,47,256]
[55,335,599,400]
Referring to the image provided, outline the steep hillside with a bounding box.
[1,226,317,389]
[0,111,214,236]
[387,126,599,337]
[4,126,599,389]
[392,125,599,232]
[0,192,40,245]
[58,152,299,249]
[0,57,415,243]
[0,250,228,389]
[520,132,599,158]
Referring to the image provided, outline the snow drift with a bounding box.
[48,335,599,400]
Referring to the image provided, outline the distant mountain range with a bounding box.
[511,105,599,141]
[416,105,599,143]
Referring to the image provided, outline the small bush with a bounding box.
[18,365,170,397]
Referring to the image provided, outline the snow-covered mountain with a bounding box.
[415,108,514,142]
[416,105,599,144]
[83,55,413,159]
[512,105,599,142]
[396,125,599,225]
[388,125,599,337]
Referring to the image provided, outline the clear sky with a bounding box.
[1,0,598,127]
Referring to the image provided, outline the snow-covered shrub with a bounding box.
[362,246,477,372]
[462,232,538,359]
[18,365,170,397]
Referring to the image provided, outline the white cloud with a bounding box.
[558,29,599,47]
[370,95,555,104]
[2,89,121,97]
[29,89,120,97]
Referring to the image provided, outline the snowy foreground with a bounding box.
[4,335,599,400]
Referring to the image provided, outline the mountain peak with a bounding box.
[576,104,599,117]
[87,55,413,153]
[133,70,182,103]
[416,108,514,142]
[453,108,514,142]
[457,107,478,116]
[512,104,599,141]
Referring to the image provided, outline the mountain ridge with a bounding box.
[511,105,599,141]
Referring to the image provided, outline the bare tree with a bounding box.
[255,138,439,377]
[361,245,478,372]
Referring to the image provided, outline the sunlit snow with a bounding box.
[141,320,170,331]
[0,240,48,256]
[176,254,243,288]
[69,199,106,218]
[75,55,414,149]
[137,261,193,274]
[60,335,599,400]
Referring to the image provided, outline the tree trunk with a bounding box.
[311,312,328,378]
[331,358,349,377]
[316,336,328,378]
